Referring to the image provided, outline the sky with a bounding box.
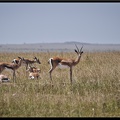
[0,2,120,44]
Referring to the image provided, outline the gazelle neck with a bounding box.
[74,54,82,65]
[34,60,37,63]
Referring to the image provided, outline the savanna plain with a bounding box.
[0,51,120,117]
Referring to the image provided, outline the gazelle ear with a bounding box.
[75,49,78,54]
[81,51,83,54]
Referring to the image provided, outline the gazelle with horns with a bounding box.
[0,56,26,82]
[12,56,41,70]
[48,44,83,84]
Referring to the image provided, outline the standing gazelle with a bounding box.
[0,56,25,82]
[12,56,41,70]
[48,44,83,84]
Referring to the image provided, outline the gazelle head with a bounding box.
[33,57,41,64]
[74,44,83,56]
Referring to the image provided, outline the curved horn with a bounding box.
[75,44,79,52]
[80,46,83,52]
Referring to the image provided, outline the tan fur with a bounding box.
[27,66,40,80]
[12,56,41,70]
[48,45,83,84]
[29,72,40,80]
[0,57,25,82]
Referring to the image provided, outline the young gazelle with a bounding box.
[12,56,41,70]
[48,44,83,84]
[0,56,25,82]
[26,66,40,80]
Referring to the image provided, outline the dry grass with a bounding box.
[0,51,120,117]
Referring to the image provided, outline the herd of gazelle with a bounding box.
[0,56,41,82]
[0,44,83,84]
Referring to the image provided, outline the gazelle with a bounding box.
[0,56,26,82]
[26,66,40,80]
[0,74,10,83]
[48,44,83,84]
[12,56,41,70]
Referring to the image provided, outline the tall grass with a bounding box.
[0,51,120,117]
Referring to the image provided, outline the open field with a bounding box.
[0,50,120,117]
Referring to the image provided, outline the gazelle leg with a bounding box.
[37,75,39,80]
[70,67,72,84]
[48,58,55,81]
[13,71,16,82]
[26,64,28,70]
[25,64,29,78]
[49,68,53,81]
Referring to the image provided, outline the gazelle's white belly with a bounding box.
[5,67,13,72]
[57,63,69,69]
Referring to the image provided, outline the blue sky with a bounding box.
[0,2,120,44]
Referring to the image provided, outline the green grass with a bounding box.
[0,51,120,117]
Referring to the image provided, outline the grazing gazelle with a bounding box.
[12,56,41,70]
[0,56,25,82]
[48,44,83,84]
